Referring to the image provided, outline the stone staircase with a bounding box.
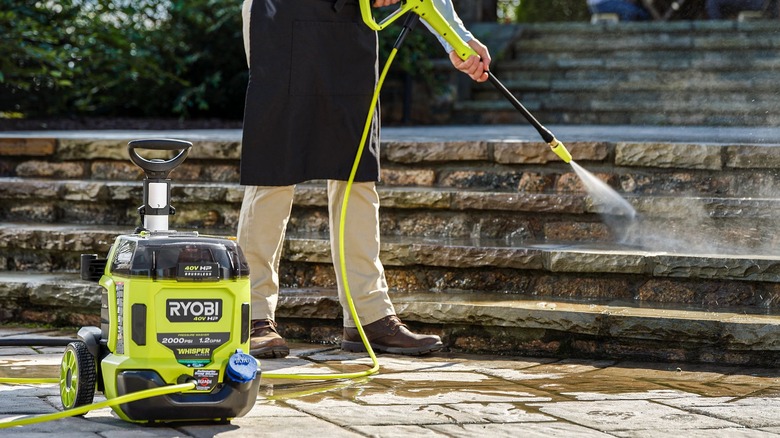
[455,20,780,126]
[1,127,780,366]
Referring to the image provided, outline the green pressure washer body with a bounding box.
[65,139,260,424]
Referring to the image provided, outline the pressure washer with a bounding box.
[1,0,574,429]
[0,134,381,429]
[67,139,260,424]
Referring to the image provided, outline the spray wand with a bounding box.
[360,0,573,163]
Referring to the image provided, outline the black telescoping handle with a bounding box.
[487,73,555,144]
[127,138,192,179]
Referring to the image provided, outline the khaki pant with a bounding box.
[236,182,395,327]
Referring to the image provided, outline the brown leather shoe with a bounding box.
[341,315,443,356]
[249,319,289,359]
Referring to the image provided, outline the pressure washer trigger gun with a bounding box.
[359,0,573,164]
[359,0,477,61]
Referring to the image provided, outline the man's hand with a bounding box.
[372,0,400,7]
[449,39,491,82]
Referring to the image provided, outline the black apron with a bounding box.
[240,0,380,186]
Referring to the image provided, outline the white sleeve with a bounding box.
[420,0,474,53]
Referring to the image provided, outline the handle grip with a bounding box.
[360,0,477,61]
[128,138,192,178]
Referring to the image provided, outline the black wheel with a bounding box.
[60,341,97,409]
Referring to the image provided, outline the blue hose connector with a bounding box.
[226,350,258,383]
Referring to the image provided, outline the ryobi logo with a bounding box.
[166,299,222,322]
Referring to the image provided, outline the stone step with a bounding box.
[3,139,780,198]
[455,99,780,126]
[1,223,779,308]
[477,71,779,93]
[461,98,778,127]
[512,20,780,53]
[4,135,780,181]
[2,179,779,249]
[508,50,780,73]
[3,272,780,365]
[454,20,780,127]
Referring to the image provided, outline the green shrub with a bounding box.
[0,0,84,116]
[0,0,447,122]
[515,0,590,22]
[0,0,247,120]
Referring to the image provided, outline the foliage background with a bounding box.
[0,0,586,123]
[514,0,589,23]
[1,0,248,120]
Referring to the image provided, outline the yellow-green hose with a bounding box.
[262,48,400,381]
[0,382,196,429]
[0,377,59,384]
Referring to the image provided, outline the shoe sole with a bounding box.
[341,340,443,356]
[250,346,290,359]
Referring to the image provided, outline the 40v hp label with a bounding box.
[177,262,219,281]
[166,298,222,323]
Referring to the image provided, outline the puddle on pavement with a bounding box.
[259,378,376,401]
[346,384,554,406]
[0,355,62,381]
[250,354,780,408]
[3,342,780,409]
[654,380,769,398]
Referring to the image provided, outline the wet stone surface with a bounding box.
[2,326,780,437]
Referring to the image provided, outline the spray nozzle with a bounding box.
[549,139,572,163]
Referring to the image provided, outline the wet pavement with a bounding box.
[2,326,780,436]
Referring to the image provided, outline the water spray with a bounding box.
[360,0,573,163]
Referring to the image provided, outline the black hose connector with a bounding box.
[393,13,420,50]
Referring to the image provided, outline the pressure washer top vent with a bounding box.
[108,233,249,281]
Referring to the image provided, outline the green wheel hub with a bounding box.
[60,341,96,410]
